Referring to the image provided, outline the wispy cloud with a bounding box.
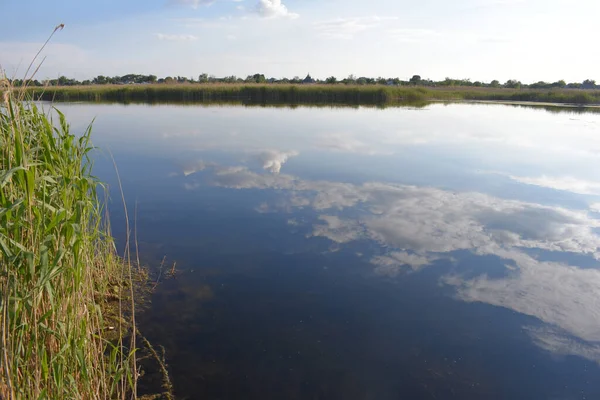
[310,215,366,244]
[167,0,215,8]
[185,162,600,259]
[525,326,600,365]
[509,175,600,195]
[443,248,600,344]
[317,134,393,155]
[387,28,441,43]
[255,0,298,19]
[372,251,438,277]
[465,0,526,9]
[156,33,198,41]
[314,16,397,39]
[0,41,89,77]
[475,0,525,6]
[181,159,600,358]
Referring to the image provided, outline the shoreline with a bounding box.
[25,84,600,107]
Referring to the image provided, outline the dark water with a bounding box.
[60,102,600,399]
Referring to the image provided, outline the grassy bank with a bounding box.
[0,84,136,398]
[28,83,600,106]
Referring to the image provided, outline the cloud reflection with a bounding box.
[525,326,600,364]
[201,166,600,258]
[187,163,600,253]
[257,150,298,174]
[443,249,600,343]
[183,160,600,360]
[372,251,439,277]
[509,174,600,195]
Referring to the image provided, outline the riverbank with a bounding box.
[28,84,600,106]
[0,85,137,398]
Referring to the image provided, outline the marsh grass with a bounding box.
[0,80,137,399]
[27,83,600,106]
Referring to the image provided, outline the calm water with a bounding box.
[61,102,600,399]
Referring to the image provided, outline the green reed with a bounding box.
[27,83,600,106]
[0,81,136,399]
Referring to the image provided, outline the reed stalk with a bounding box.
[0,79,136,399]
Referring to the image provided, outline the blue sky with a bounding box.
[1,0,598,82]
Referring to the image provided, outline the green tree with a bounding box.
[345,74,356,85]
[92,75,108,84]
[325,76,337,84]
[504,79,521,89]
[583,79,596,89]
[441,77,455,86]
[530,81,550,89]
[409,75,422,85]
[489,80,500,88]
[252,73,266,83]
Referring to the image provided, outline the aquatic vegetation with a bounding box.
[0,81,137,398]
[28,84,600,106]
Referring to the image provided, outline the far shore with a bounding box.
[24,83,600,107]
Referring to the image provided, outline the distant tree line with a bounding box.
[8,73,599,90]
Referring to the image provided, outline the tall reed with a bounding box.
[0,80,135,398]
[28,84,600,106]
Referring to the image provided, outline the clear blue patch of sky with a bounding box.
[1,0,235,41]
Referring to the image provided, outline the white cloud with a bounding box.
[314,16,397,39]
[210,166,295,189]
[387,28,442,43]
[317,134,392,155]
[525,326,600,365]
[184,160,600,353]
[443,248,600,343]
[255,0,298,19]
[310,215,366,244]
[257,150,298,174]
[509,175,600,195]
[180,160,214,176]
[190,162,600,259]
[467,0,526,7]
[372,251,438,277]
[156,33,198,41]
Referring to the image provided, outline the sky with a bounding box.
[0,0,599,83]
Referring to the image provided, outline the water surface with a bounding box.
[61,102,600,399]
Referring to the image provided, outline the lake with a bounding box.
[60,102,600,399]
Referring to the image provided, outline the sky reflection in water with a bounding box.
[59,102,600,399]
